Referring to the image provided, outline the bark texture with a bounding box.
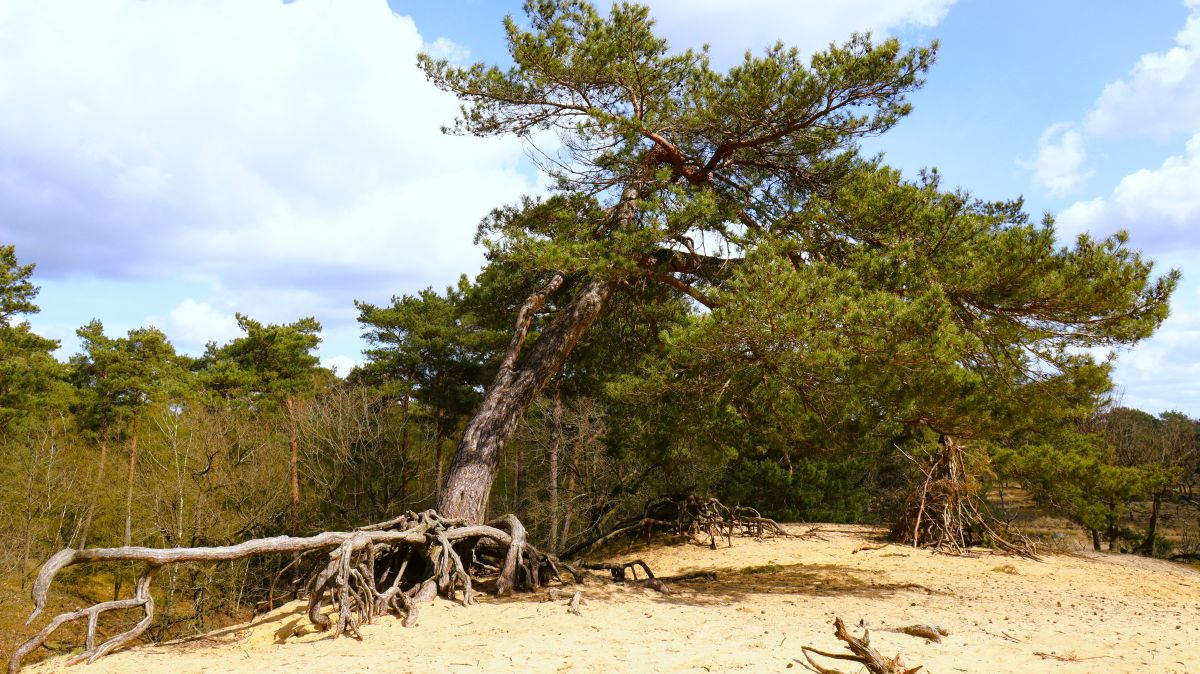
[436,185,640,523]
[437,277,614,522]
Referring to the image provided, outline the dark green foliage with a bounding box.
[0,246,67,436]
[719,455,871,523]
[355,277,502,423]
[995,430,1165,537]
[197,314,323,405]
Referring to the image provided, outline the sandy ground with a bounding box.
[26,525,1200,673]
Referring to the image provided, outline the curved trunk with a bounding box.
[436,277,615,522]
[437,185,640,523]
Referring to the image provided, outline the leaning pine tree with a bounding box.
[426,0,939,522]
[14,1,1176,669]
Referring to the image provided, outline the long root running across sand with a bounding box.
[10,510,580,674]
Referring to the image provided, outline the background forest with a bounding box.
[2,237,1198,658]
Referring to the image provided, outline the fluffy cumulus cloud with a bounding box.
[1023,123,1092,197]
[1057,133,1200,251]
[1025,1,1200,195]
[0,0,534,304]
[1111,299,1200,415]
[1085,0,1200,140]
[643,0,954,63]
[148,299,242,353]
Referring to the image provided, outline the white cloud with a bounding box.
[1110,299,1200,416]
[1085,1,1200,140]
[147,299,241,353]
[1057,133,1200,249]
[322,354,362,377]
[643,0,954,63]
[1022,123,1092,197]
[0,0,535,303]
[1025,2,1200,201]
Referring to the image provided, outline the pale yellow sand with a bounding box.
[28,525,1200,673]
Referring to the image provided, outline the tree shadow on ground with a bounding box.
[647,562,942,608]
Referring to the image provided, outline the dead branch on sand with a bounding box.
[800,617,923,674]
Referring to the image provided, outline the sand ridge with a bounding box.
[27,525,1200,673]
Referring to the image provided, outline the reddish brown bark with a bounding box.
[437,186,639,523]
[286,395,300,533]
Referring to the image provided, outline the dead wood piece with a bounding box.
[799,617,923,674]
[660,571,717,583]
[563,496,792,558]
[1034,651,1108,662]
[566,591,582,615]
[582,559,655,582]
[878,624,949,643]
[892,436,1038,559]
[853,544,888,554]
[11,509,576,674]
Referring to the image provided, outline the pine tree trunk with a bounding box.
[1091,529,1102,551]
[560,421,583,547]
[123,435,137,548]
[548,384,563,551]
[78,440,108,550]
[1137,490,1163,555]
[436,185,639,523]
[286,395,300,534]
[437,277,616,522]
[434,411,445,503]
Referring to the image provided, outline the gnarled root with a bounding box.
[564,495,794,558]
[799,617,923,674]
[11,510,573,673]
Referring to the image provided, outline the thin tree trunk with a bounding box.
[78,440,109,550]
[286,395,300,534]
[434,411,445,503]
[436,185,639,523]
[123,435,137,548]
[548,384,563,552]
[1091,529,1102,551]
[560,416,583,547]
[1137,490,1163,555]
[514,431,524,516]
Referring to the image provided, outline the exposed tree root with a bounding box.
[892,436,1037,559]
[10,510,573,673]
[564,495,792,559]
[800,617,923,674]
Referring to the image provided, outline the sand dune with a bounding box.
[28,525,1200,673]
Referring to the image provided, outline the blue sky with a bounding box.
[3,0,1199,414]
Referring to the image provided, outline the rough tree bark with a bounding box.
[548,384,563,551]
[436,188,639,522]
[285,395,300,533]
[123,435,137,548]
[1137,489,1163,555]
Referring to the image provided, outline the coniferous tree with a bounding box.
[420,1,1174,523]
